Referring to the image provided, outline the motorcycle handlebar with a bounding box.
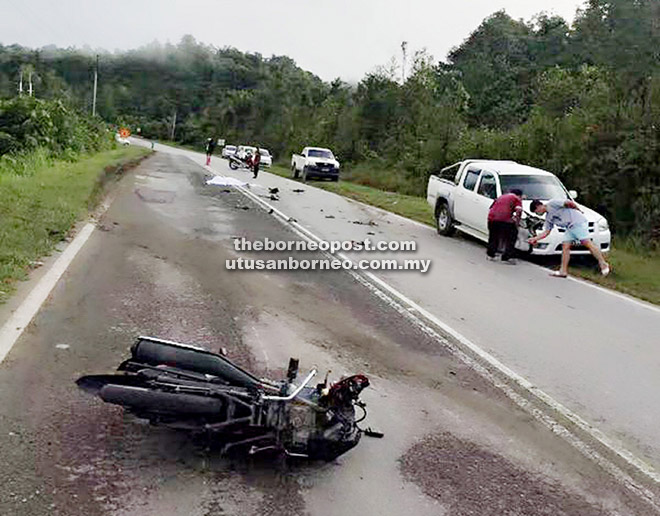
[262,369,317,401]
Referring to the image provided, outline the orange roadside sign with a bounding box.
[119,127,131,138]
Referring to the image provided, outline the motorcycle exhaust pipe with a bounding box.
[99,384,225,416]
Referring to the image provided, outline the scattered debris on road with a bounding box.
[364,428,385,438]
[351,220,379,227]
[292,189,305,193]
[325,215,336,219]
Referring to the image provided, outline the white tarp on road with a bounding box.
[206,175,247,187]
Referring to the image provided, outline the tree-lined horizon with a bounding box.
[1,0,659,242]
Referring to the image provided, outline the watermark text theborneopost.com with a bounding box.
[226,238,431,273]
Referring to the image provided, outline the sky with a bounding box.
[1,0,587,82]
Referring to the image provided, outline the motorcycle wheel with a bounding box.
[229,160,238,170]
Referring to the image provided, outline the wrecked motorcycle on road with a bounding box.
[77,336,375,461]
[228,154,254,171]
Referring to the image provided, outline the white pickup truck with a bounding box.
[426,160,611,256]
[291,147,340,181]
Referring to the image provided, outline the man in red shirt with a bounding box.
[252,147,262,179]
[487,189,523,263]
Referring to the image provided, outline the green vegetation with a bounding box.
[0,96,110,161]
[0,146,148,302]
[572,244,660,305]
[0,95,133,302]
[4,1,657,244]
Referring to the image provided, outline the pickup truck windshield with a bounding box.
[499,175,568,200]
[308,149,333,159]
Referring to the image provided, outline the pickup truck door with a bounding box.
[453,166,481,226]
[294,149,306,169]
[471,171,500,236]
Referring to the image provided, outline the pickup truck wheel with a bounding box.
[302,166,308,182]
[292,165,299,179]
[435,203,454,236]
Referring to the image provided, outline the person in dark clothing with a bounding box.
[205,138,217,166]
[252,147,261,179]
[487,189,523,263]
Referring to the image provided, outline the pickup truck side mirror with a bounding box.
[568,189,578,199]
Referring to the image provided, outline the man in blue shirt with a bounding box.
[528,199,610,278]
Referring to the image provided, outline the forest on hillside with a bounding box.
[1,0,659,241]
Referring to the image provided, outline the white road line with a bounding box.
[0,223,96,364]
[566,274,660,314]
[219,165,660,512]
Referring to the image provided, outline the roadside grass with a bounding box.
[569,244,660,305]
[268,164,660,306]
[268,164,435,225]
[0,146,150,303]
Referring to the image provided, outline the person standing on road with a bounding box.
[252,147,261,179]
[528,199,611,277]
[205,137,217,166]
[487,189,523,263]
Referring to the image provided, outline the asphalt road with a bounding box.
[184,146,660,473]
[0,151,654,515]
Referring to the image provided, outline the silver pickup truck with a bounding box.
[427,159,612,256]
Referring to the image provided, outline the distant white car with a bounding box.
[221,145,237,158]
[115,133,130,146]
[258,148,272,167]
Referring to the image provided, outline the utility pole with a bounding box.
[170,110,177,140]
[401,41,408,83]
[28,69,33,96]
[92,54,98,116]
[18,69,23,96]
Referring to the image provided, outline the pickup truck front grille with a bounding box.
[312,163,335,171]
